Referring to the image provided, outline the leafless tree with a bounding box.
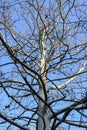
[0,0,87,130]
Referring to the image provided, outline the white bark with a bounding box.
[49,61,87,90]
[37,112,51,130]
[37,28,51,130]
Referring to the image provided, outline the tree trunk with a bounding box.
[37,28,51,130]
[37,113,51,130]
[37,89,51,130]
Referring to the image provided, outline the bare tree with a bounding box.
[0,0,87,130]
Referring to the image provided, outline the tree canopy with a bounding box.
[0,0,87,130]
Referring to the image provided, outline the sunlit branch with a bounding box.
[49,62,87,90]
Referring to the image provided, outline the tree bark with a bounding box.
[37,28,51,130]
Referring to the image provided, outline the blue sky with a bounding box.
[0,0,87,130]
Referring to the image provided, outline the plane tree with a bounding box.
[0,0,87,130]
